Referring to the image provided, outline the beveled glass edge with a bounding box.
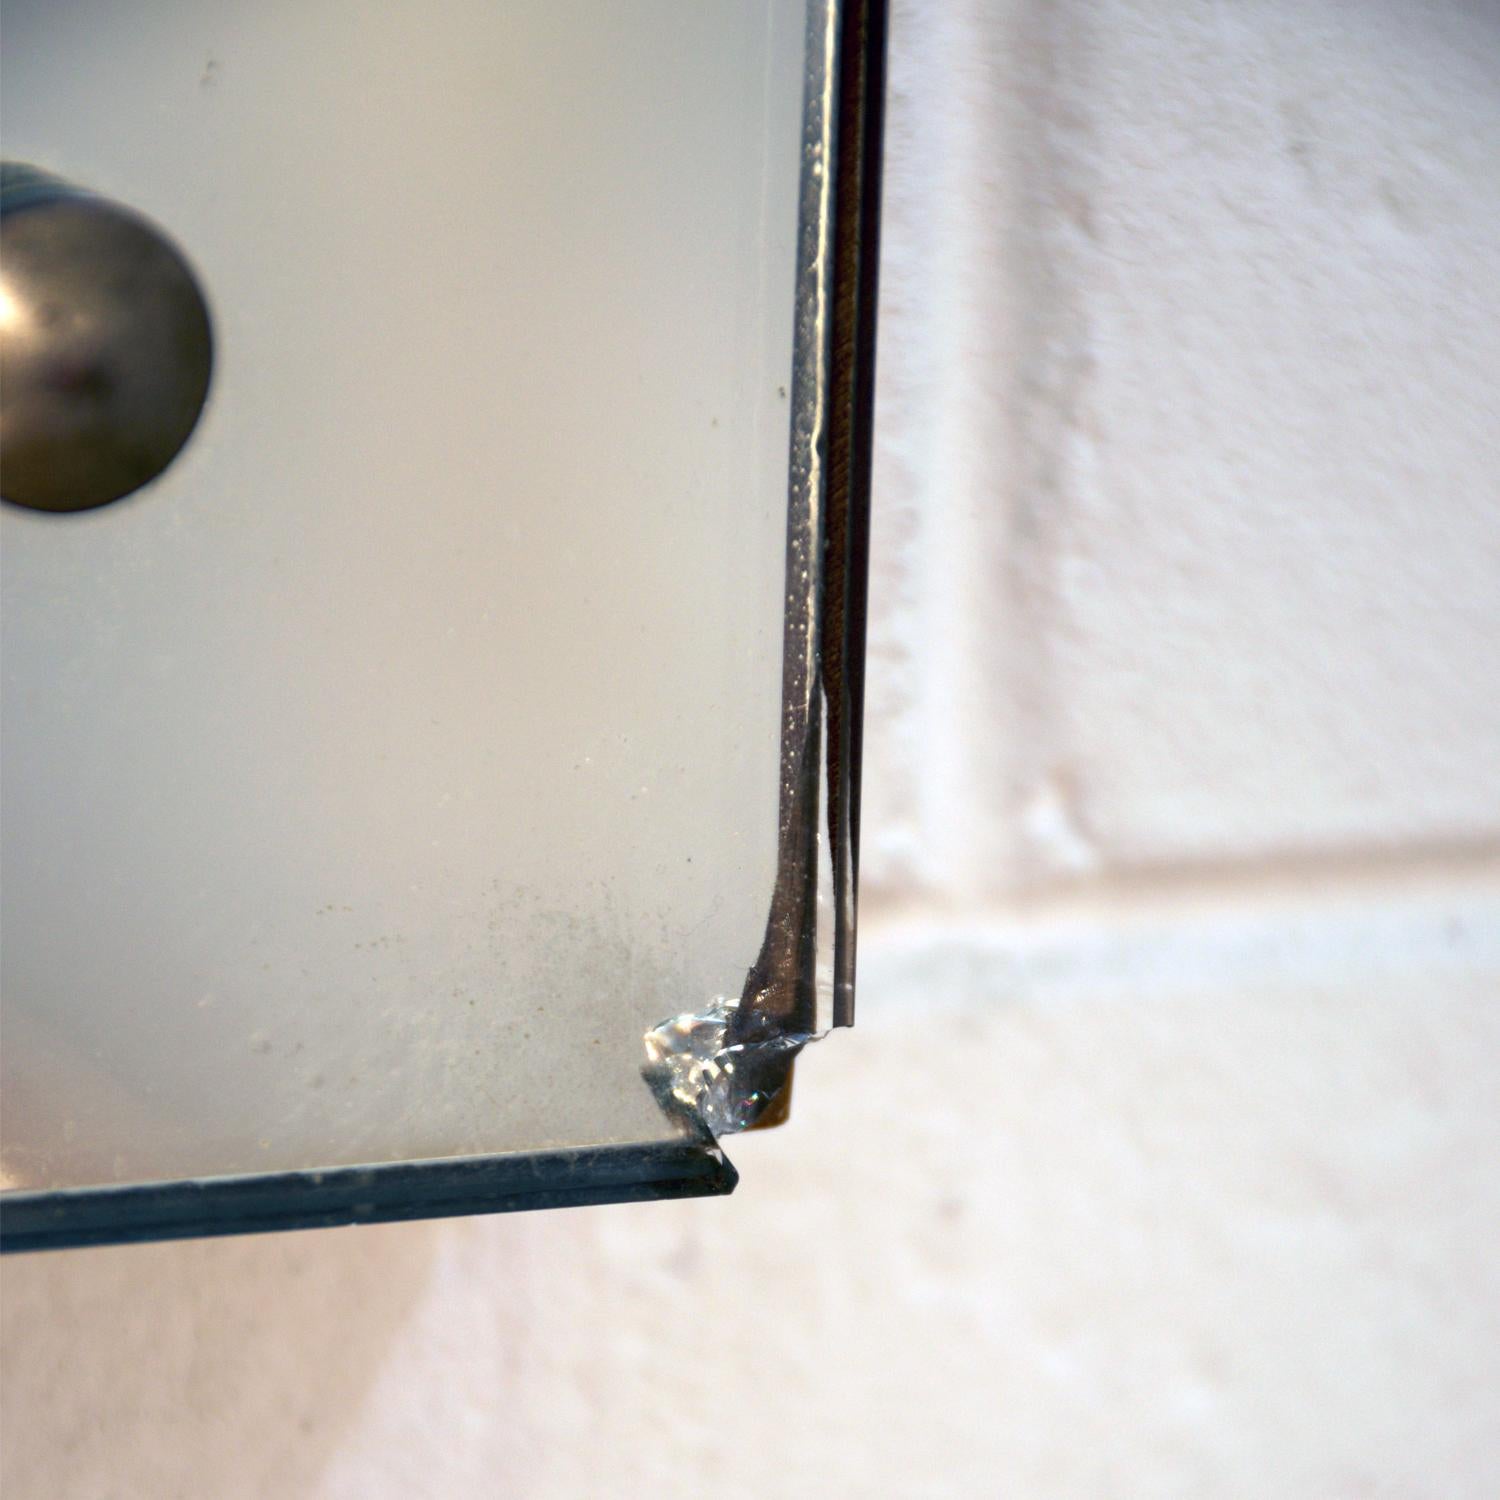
[734,0,886,1047]
[0,0,888,1249]
[0,1140,736,1252]
[821,0,885,1031]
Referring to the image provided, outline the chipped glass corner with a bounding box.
[643,1001,819,1139]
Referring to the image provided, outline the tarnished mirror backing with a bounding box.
[0,0,885,1250]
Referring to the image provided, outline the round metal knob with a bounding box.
[0,164,213,514]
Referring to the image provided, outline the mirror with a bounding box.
[0,0,883,1248]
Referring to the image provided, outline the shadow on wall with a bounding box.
[0,1222,439,1499]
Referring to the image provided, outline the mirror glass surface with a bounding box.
[1,0,809,1192]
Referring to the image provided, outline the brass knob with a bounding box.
[0,164,213,514]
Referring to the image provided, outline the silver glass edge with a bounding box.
[732,0,845,1048]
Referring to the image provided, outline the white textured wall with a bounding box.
[4,2,1499,1495]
